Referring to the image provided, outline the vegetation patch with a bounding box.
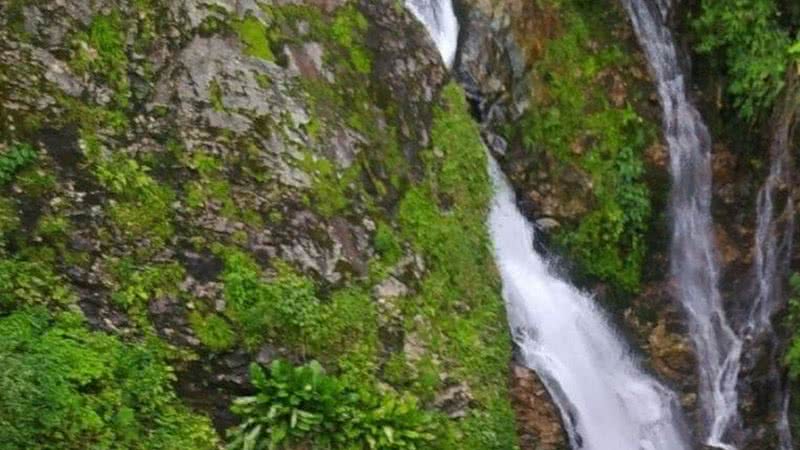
[0,307,218,450]
[693,0,800,121]
[70,11,131,108]
[228,360,436,450]
[396,83,518,449]
[507,0,654,292]
[234,15,275,61]
[0,143,37,186]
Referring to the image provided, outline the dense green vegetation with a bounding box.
[228,360,435,450]
[693,0,800,121]
[0,308,218,450]
[508,0,655,292]
[1,0,519,447]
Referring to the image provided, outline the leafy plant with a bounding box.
[0,143,37,186]
[694,0,796,120]
[70,11,130,108]
[227,360,435,450]
[0,258,75,313]
[0,308,218,450]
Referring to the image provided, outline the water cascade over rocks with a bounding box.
[487,158,691,450]
[745,74,798,450]
[623,1,800,448]
[406,1,691,448]
[621,1,743,448]
[404,0,459,67]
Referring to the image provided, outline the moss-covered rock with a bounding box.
[0,0,519,447]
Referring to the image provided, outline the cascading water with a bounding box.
[406,1,690,448]
[404,0,459,67]
[621,1,742,448]
[747,78,796,343]
[487,158,691,450]
[746,74,798,450]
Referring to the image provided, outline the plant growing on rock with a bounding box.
[227,360,436,450]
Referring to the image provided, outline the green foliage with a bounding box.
[396,83,518,449]
[0,143,37,186]
[70,11,130,108]
[512,1,653,292]
[374,222,403,267]
[109,259,185,324]
[235,15,275,61]
[228,360,435,450]
[694,0,797,120]
[0,198,20,245]
[0,258,75,313]
[86,135,175,253]
[189,312,237,352]
[0,308,218,450]
[218,250,322,349]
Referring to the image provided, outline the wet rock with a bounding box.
[510,364,568,450]
[535,217,560,232]
[374,276,409,299]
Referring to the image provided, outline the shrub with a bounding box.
[0,258,75,313]
[0,308,218,450]
[227,360,435,450]
[694,0,797,120]
[189,312,237,352]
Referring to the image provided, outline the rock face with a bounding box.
[0,0,518,447]
[510,364,569,450]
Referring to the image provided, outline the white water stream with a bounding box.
[405,1,691,448]
[488,158,691,450]
[404,0,459,67]
[621,1,742,448]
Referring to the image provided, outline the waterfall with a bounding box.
[406,2,690,448]
[621,1,741,448]
[487,158,691,450]
[746,74,798,449]
[404,0,459,67]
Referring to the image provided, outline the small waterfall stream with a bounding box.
[623,2,799,449]
[487,158,691,450]
[621,1,742,448]
[406,1,691,448]
[746,74,798,450]
[404,0,459,67]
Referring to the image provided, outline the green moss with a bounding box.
[396,83,518,449]
[209,79,224,112]
[330,5,372,74]
[298,153,361,217]
[189,312,237,352]
[234,15,275,61]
